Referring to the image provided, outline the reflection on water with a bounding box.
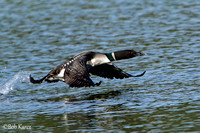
[0,0,200,132]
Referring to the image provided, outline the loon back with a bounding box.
[30,49,146,87]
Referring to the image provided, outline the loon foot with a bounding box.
[95,81,102,86]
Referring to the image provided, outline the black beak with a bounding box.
[136,52,146,56]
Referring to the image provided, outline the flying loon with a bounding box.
[30,49,146,87]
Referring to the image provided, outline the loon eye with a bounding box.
[129,51,133,55]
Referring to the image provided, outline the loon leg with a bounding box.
[45,79,60,83]
[94,81,102,86]
[30,74,62,84]
[132,71,146,77]
[29,74,48,84]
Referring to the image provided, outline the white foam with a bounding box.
[0,71,30,95]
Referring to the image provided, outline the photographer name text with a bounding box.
[2,124,31,130]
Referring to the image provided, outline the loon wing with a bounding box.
[89,63,145,79]
[64,55,101,87]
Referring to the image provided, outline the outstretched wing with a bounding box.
[89,63,145,79]
[64,55,100,87]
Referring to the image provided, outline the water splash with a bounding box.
[0,71,30,95]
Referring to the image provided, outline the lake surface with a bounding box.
[0,0,200,132]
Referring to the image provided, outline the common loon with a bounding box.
[30,49,146,87]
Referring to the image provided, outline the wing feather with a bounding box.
[89,63,145,79]
[64,54,97,87]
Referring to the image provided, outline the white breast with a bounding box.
[87,54,110,66]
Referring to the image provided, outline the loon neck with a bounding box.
[105,53,116,61]
[109,50,145,61]
[106,50,144,61]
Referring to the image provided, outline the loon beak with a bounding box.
[136,52,147,56]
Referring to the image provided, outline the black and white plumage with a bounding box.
[30,49,146,87]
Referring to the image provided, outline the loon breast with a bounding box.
[87,53,110,66]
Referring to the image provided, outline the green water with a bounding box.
[0,0,200,132]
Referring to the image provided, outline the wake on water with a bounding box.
[0,71,30,95]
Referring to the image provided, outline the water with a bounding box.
[0,0,200,132]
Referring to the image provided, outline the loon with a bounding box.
[30,49,146,87]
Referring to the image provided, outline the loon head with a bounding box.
[113,49,146,60]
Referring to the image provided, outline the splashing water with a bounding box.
[0,71,30,95]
